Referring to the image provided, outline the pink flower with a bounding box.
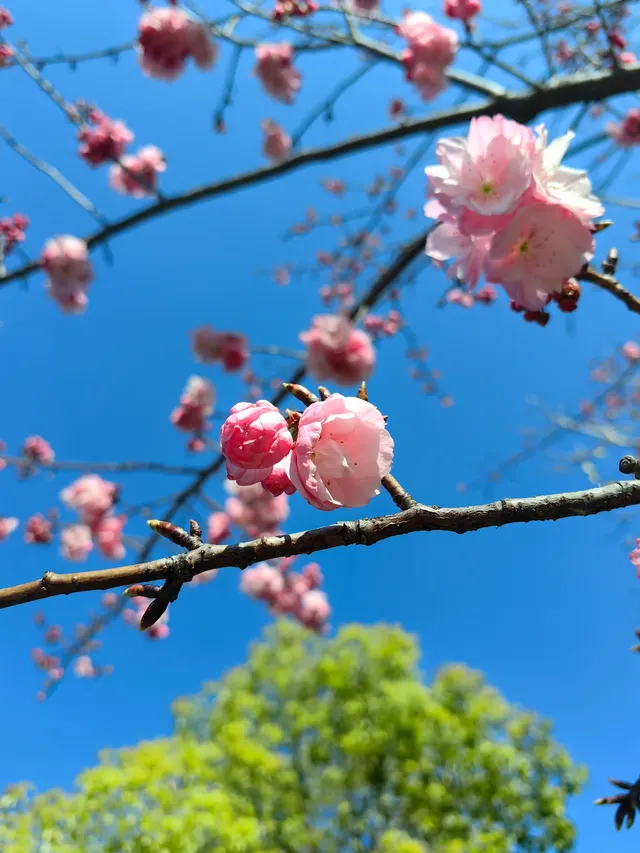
[190,325,249,372]
[240,562,284,599]
[261,455,296,496]
[426,203,492,288]
[78,112,134,167]
[0,516,18,541]
[255,43,301,103]
[24,514,54,544]
[94,514,127,560]
[171,375,215,434]
[0,7,12,29]
[301,315,376,386]
[138,6,217,81]
[109,145,165,197]
[0,212,28,255]
[41,235,94,314]
[622,341,640,362]
[607,107,640,148]
[225,480,289,536]
[207,511,231,543]
[262,118,292,160]
[630,538,640,577]
[444,0,481,20]
[0,44,12,67]
[60,524,93,562]
[74,655,95,678]
[297,588,331,630]
[289,394,394,511]
[397,12,458,100]
[60,474,118,524]
[22,436,54,465]
[485,202,593,310]
[221,400,293,477]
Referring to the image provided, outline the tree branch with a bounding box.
[580,266,640,315]
[3,478,639,611]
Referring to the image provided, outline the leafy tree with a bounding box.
[0,622,585,853]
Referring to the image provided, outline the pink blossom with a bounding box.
[190,325,249,372]
[22,436,54,465]
[261,456,296,496]
[255,43,301,103]
[302,561,323,588]
[607,107,640,148]
[221,400,293,473]
[138,6,217,81]
[94,514,127,560]
[225,480,289,536]
[273,0,318,19]
[240,563,284,599]
[207,511,231,543]
[171,375,215,434]
[60,524,94,562]
[0,7,13,28]
[397,12,458,100]
[622,341,640,362]
[1,212,28,254]
[262,118,292,160]
[74,655,96,678]
[426,203,492,288]
[0,44,12,67]
[485,202,593,310]
[347,0,379,13]
[60,474,117,524]
[444,0,481,20]
[24,514,54,544]
[0,516,18,541]
[41,235,94,314]
[289,394,394,511]
[109,145,165,197]
[297,588,331,631]
[77,112,134,167]
[300,315,376,386]
[630,538,640,576]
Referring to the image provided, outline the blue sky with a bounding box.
[2,0,640,849]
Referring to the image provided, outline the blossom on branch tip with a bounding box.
[41,235,94,314]
[137,6,217,81]
[262,119,292,160]
[22,436,54,465]
[255,43,301,104]
[109,145,166,197]
[289,393,394,510]
[0,516,18,541]
[77,111,134,167]
[301,315,375,386]
[60,524,93,562]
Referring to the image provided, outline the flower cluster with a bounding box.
[425,115,603,313]
[255,43,301,103]
[241,559,330,632]
[77,109,134,167]
[41,235,94,314]
[301,315,376,386]
[24,514,54,545]
[224,480,290,537]
[397,12,458,100]
[60,475,126,561]
[137,6,217,81]
[171,375,215,449]
[190,325,249,372]
[1,212,28,255]
[109,145,166,197]
[220,393,394,512]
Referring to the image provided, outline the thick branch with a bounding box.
[2,479,639,610]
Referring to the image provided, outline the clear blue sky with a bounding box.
[2,1,640,850]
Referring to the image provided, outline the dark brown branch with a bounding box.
[2,479,639,611]
[0,456,205,475]
[579,266,640,316]
[4,64,640,287]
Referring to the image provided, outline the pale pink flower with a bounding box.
[77,112,134,167]
[622,341,640,362]
[225,480,289,536]
[300,315,376,386]
[0,7,12,28]
[262,118,292,160]
[24,514,54,544]
[109,145,166,198]
[289,394,394,511]
[607,108,640,147]
[303,561,323,588]
[74,655,95,678]
[207,511,231,543]
[297,588,331,631]
[138,6,217,81]
[397,12,458,100]
[22,436,54,465]
[190,325,249,372]
[261,455,296,496]
[630,538,640,576]
[221,400,293,471]
[94,514,127,560]
[61,524,93,562]
[401,55,449,100]
[425,202,492,288]
[240,562,284,599]
[60,474,117,524]
[485,201,593,310]
[0,516,18,541]
[255,43,301,103]
[171,376,215,434]
[41,235,93,314]
[444,0,481,20]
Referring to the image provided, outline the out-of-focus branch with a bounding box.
[3,477,639,610]
[0,456,206,475]
[580,266,640,316]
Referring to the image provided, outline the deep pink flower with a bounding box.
[41,235,94,314]
[60,475,117,524]
[444,0,481,20]
[261,455,296,496]
[240,562,284,599]
[0,516,18,541]
[207,511,231,543]
[607,107,640,148]
[255,43,301,103]
[262,118,292,160]
[190,325,249,372]
[60,524,93,562]
[138,6,217,81]
[289,394,394,511]
[24,514,54,545]
[22,436,54,465]
[77,112,134,167]
[109,145,165,197]
[221,400,293,473]
[94,514,127,560]
[0,6,13,28]
[301,315,375,386]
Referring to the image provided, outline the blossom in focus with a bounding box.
[301,315,376,386]
[190,325,249,372]
[0,516,18,541]
[397,12,458,100]
[77,111,134,167]
[41,235,94,314]
[60,474,118,524]
[171,375,215,434]
[255,43,301,103]
[262,118,292,160]
[221,400,293,471]
[60,524,94,562]
[261,455,296,496]
[109,145,166,197]
[24,514,54,545]
[94,514,127,560]
[22,435,55,465]
[289,393,394,511]
[443,0,481,20]
[138,6,217,81]
[425,202,492,288]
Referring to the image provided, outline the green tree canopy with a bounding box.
[0,622,586,853]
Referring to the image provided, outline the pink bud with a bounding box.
[220,400,293,471]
